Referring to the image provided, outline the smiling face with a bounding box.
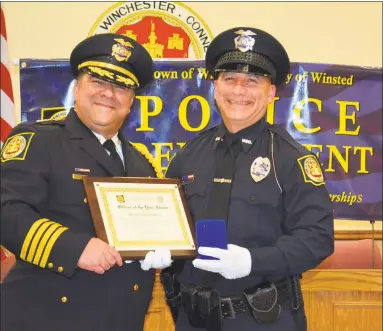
[214,71,276,133]
[73,72,135,138]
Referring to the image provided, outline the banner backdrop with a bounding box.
[19,59,382,221]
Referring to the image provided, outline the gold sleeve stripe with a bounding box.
[39,226,69,268]
[20,218,49,260]
[26,221,56,262]
[32,223,63,265]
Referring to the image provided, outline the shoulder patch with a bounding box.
[1,132,35,162]
[297,155,325,186]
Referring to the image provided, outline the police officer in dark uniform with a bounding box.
[163,27,334,331]
[1,33,172,331]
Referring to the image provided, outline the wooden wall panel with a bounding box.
[333,303,382,331]
[144,272,175,331]
[301,270,382,331]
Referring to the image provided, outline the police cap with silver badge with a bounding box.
[70,33,154,90]
[205,27,290,86]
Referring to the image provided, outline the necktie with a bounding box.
[103,139,125,176]
[204,135,241,221]
[225,134,242,159]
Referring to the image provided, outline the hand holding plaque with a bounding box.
[83,177,197,260]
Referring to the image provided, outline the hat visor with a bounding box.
[215,63,272,78]
[213,51,276,82]
[79,62,139,89]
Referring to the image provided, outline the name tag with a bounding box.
[74,168,90,173]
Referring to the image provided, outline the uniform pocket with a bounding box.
[228,185,282,242]
[232,186,280,208]
[183,181,208,221]
[184,181,208,197]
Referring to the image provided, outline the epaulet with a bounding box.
[182,125,219,151]
[35,118,66,126]
[197,125,219,137]
[196,125,218,137]
[129,143,164,179]
[268,124,312,156]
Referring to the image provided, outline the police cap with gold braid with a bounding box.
[70,33,154,90]
[205,27,290,86]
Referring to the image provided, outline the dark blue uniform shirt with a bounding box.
[166,118,334,296]
[1,109,156,331]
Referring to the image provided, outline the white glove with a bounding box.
[140,248,173,271]
[192,244,252,280]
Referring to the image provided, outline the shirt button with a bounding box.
[133,284,140,291]
[84,198,87,203]
[58,266,64,273]
[47,263,54,269]
[61,297,68,303]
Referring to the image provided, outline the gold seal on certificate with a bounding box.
[83,177,197,259]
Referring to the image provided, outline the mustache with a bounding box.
[94,100,116,108]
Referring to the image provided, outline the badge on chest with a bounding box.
[250,156,270,183]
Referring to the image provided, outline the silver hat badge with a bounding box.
[234,30,257,53]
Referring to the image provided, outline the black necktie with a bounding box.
[225,134,242,159]
[204,135,241,221]
[103,139,125,176]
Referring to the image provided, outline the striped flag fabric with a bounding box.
[1,5,14,261]
[1,5,15,148]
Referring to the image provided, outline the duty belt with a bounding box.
[220,280,290,319]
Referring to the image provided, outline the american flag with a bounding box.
[0,5,14,261]
[1,5,15,148]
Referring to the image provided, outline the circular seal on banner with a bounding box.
[303,156,324,183]
[2,135,27,160]
[88,2,213,59]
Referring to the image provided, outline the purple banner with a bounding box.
[19,59,382,221]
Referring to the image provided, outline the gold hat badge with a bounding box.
[112,38,134,62]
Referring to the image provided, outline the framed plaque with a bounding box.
[83,177,197,259]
